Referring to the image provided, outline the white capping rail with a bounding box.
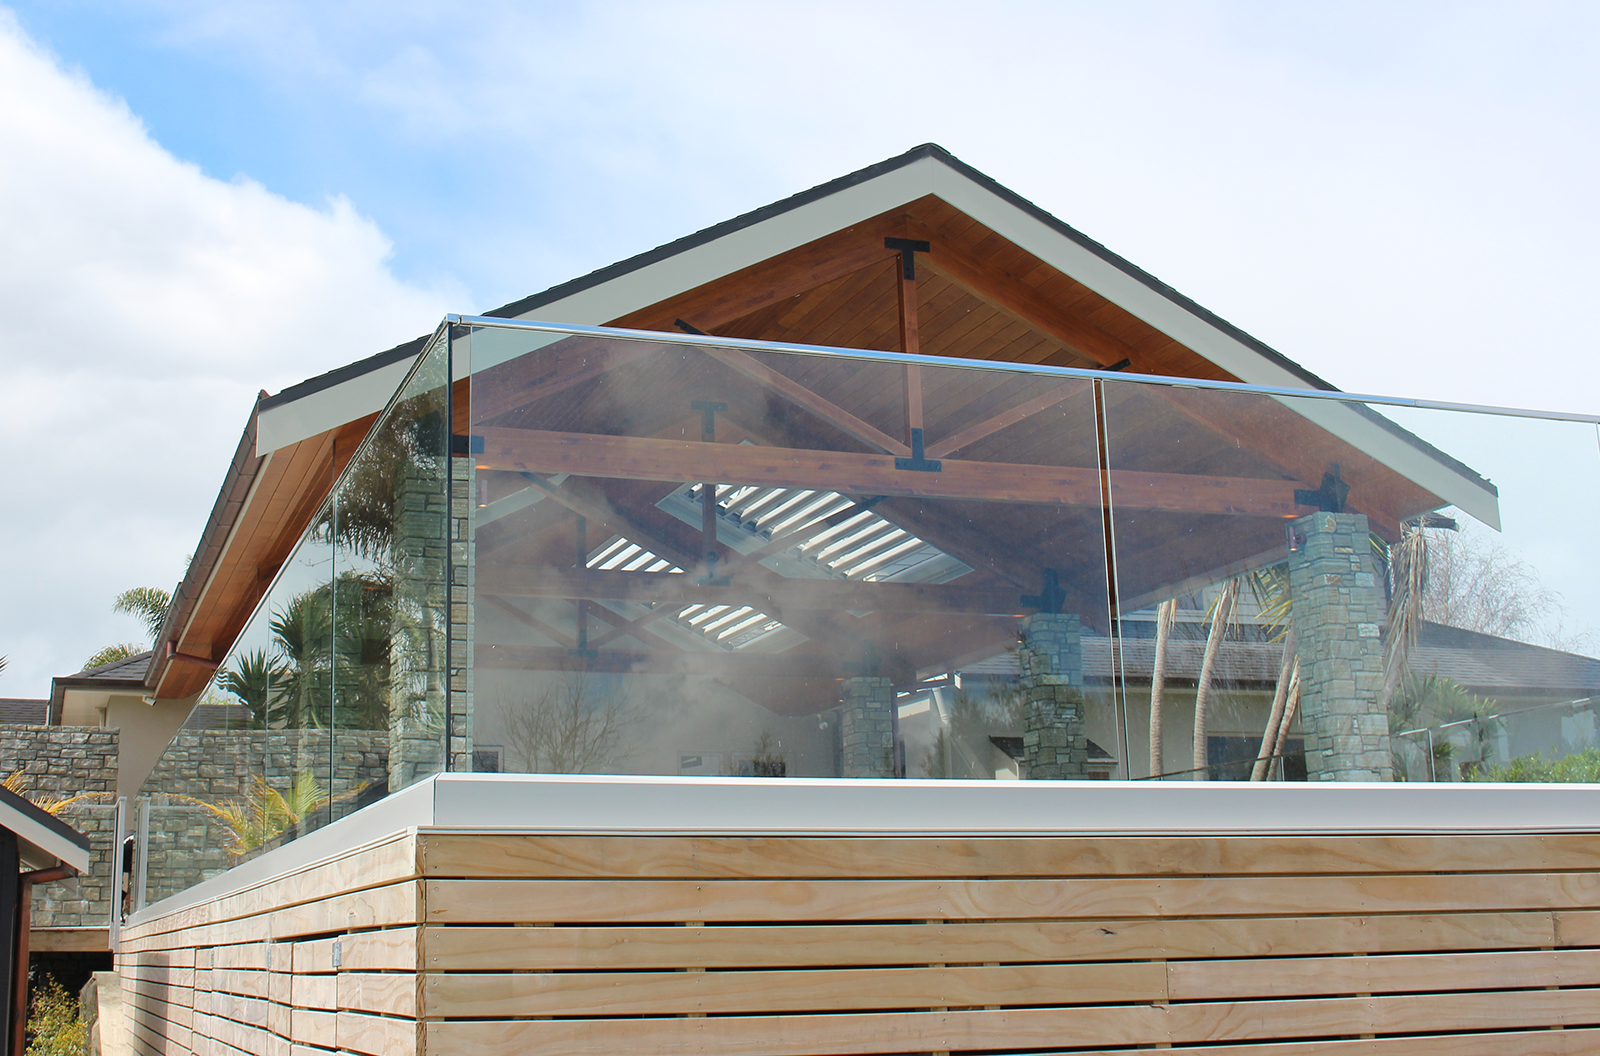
[131,773,1600,922]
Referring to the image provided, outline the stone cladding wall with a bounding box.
[389,455,451,790]
[1019,613,1088,779]
[448,456,474,773]
[1288,511,1394,781]
[0,727,120,928]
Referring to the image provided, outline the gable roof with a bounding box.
[147,145,1496,701]
[253,144,1347,454]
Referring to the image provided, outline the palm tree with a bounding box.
[113,586,172,644]
[1147,599,1177,778]
[1191,578,1240,779]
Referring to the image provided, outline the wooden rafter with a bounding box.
[925,380,1088,459]
[699,345,910,457]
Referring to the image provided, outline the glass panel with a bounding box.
[1102,380,1600,783]
[140,501,335,905]
[1360,403,1600,783]
[137,331,451,907]
[465,326,1114,779]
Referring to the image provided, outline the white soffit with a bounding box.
[248,153,1496,524]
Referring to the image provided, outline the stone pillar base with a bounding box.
[840,676,894,778]
[1288,511,1394,781]
[1019,613,1087,779]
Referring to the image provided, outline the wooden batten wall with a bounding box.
[119,829,1600,1056]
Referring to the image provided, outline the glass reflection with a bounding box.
[466,329,1113,780]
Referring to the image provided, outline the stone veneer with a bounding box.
[388,453,452,790]
[1287,511,1394,781]
[1019,613,1088,779]
[0,725,392,919]
[0,727,120,928]
[839,677,895,778]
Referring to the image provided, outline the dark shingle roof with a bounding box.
[0,699,47,724]
[961,623,1600,694]
[73,651,154,681]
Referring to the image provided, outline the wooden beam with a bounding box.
[485,567,1029,618]
[477,644,845,679]
[925,380,1088,459]
[477,427,1315,516]
[699,345,910,457]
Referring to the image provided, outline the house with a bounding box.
[105,145,1600,1054]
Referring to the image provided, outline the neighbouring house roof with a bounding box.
[0,699,47,725]
[73,651,154,681]
[48,650,153,722]
[959,623,1600,697]
[0,785,90,874]
[143,143,1499,703]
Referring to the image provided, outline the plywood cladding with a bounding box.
[119,829,1600,1055]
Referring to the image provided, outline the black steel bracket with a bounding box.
[884,237,931,280]
[1021,567,1068,614]
[690,400,727,441]
[450,435,485,457]
[842,642,883,678]
[894,428,942,472]
[1294,463,1351,513]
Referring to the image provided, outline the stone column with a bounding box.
[840,677,895,778]
[1019,612,1088,779]
[388,456,450,792]
[1287,511,1393,781]
[448,456,475,773]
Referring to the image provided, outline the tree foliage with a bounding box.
[113,586,172,644]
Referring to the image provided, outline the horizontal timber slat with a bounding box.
[423,871,1600,923]
[1021,1028,1600,1056]
[425,987,1600,1056]
[421,961,1166,1017]
[416,832,1600,879]
[419,911,1559,970]
[121,829,1600,1056]
[1170,947,1600,999]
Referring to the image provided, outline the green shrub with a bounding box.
[1472,747,1600,784]
[25,975,86,1056]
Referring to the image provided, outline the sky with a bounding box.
[1,1,1599,697]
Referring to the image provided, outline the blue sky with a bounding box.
[2,1,1599,695]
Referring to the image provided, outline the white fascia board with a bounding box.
[921,165,1500,527]
[255,358,413,456]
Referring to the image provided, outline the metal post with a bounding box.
[109,796,127,951]
[134,797,150,913]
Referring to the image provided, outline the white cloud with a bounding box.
[0,11,457,697]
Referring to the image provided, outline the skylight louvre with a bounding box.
[841,536,927,578]
[588,536,632,568]
[719,611,773,639]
